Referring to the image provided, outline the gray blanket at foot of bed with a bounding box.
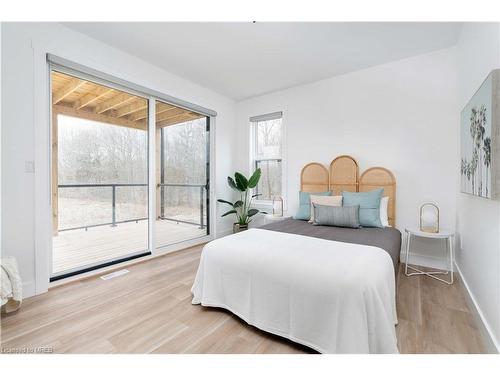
[261,218,401,274]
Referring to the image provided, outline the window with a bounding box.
[49,67,213,281]
[250,112,283,201]
[51,70,150,278]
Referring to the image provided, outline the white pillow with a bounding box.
[380,196,390,227]
[309,195,343,223]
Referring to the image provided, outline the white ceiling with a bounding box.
[63,22,462,100]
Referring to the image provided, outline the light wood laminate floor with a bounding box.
[1,245,486,354]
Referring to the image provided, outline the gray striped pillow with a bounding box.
[312,204,360,228]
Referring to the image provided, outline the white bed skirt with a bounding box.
[191,229,398,354]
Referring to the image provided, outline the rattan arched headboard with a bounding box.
[300,157,396,226]
[359,167,396,226]
[300,162,329,193]
[329,155,359,195]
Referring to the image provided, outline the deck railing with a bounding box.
[58,183,207,232]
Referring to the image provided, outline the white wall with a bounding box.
[455,22,500,352]
[236,48,459,268]
[2,22,498,351]
[1,22,236,297]
[0,24,2,265]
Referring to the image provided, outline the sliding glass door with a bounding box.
[50,67,212,280]
[51,70,150,279]
[155,100,210,248]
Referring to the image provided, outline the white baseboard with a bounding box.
[216,228,233,238]
[23,280,36,299]
[399,251,451,271]
[454,261,500,353]
[399,250,499,353]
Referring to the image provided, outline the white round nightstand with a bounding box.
[404,228,455,285]
[264,214,292,225]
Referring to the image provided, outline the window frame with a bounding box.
[44,55,217,285]
[250,112,286,208]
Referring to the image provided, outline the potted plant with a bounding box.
[218,169,266,233]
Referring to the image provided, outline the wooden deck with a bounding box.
[52,220,206,274]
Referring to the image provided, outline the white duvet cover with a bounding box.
[191,228,398,353]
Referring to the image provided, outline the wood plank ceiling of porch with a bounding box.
[51,71,204,129]
[51,71,205,234]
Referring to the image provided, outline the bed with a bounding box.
[261,219,401,274]
[191,155,401,353]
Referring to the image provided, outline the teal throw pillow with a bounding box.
[293,190,331,220]
[342,188,384,228]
